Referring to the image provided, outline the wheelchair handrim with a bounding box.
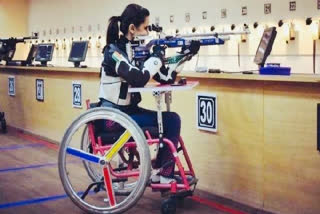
[58,107,151,214]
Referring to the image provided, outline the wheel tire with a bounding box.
[58,107,151,214]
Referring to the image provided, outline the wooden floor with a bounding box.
[0,128,272,214]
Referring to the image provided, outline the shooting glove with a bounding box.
[140,44,166,77]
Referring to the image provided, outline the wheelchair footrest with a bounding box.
[160,188,195,198]
[150,175,197,192]
[174,175,197,186]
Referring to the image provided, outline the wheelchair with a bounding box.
[58,99,197,214]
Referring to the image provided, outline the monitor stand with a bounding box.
[73,61,87,68]
[74,61,81,68]
[36,61,48,67]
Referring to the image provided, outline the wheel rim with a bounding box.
[58,107,151,213]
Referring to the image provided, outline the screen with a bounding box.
[26,44,38,62]
[12,43,29,61]
[35,44,54,62]
[254,27,277,66]
[68,41,88,62]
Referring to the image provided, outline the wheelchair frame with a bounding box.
[85,99,197,198]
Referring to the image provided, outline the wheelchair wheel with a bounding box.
[59,107,151,214]
[81,125,138,196]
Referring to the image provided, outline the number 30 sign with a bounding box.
[196,93,217,132]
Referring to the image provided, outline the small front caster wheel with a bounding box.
[161,197,176,214]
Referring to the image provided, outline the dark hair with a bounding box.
[106,4,150,45]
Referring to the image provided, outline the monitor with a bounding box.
[5,44,38,66]
[11,42,29,61]
[254,27,277,68]
[35,43,54,66]
[68,41,88,67]
[24,44,38,66]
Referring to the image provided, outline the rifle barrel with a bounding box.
[177,31,250,38]
[0,36,38,42]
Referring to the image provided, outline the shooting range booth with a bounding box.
[0,1,320,214]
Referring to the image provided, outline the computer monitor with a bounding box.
[254,27,277,68]
[24,44,38,66]
[68,41,88,68]
[5,44,38,66]
[35,43,54,66]
[11,42,29,61]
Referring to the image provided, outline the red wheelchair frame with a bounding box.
[85,99,197,197]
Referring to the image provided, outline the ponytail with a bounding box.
[107,16,121,45]
[105,4,150,46]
